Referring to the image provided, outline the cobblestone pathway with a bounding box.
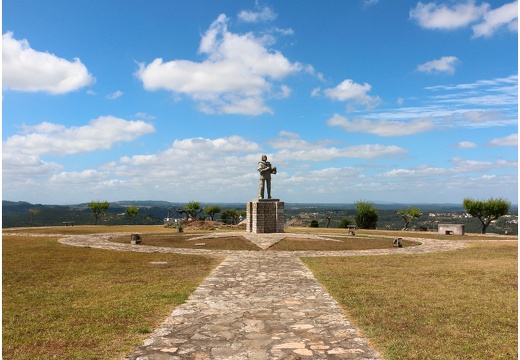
[57,232,468,359]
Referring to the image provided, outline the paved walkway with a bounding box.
[58,232,468,359]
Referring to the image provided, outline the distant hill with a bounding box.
[3,200,517,234]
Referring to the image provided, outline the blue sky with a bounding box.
[2,0,518,205]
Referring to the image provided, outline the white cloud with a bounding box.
[96,137,264,199]
[96,134,407,202]
[4,116,155,156]
[3,131,515,204]
[410,1,489,30]
[472,1,518,37]
[238,6,277,23]
[379,157,517,178]
[398,75,519,128]
[278,130,301,139]
[274,144,407,161]
[379,166,448,178]
[171,136,261,153]
[456,141,478,148]
[417,56,460,74]
[2,32,94,94]
[49,169,107,185]
[410,1,518,38]
[2,152,62,178]
[488,133,518,147]
[363,0,380,7]
[273,27,295,36]
[136,14,302,115]
[322,79,381,109]
[311,87,321,97]
[462,110,502,122]
[134,112,156,120]
[450,157,517,171]
[326,114,436,136]
[106,90,123,99]
[274,84,292,99]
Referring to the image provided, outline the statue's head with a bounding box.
[261,155,267,161]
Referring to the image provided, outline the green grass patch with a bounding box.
[3,234,223,359]
[269,236,418,251]
[110,233,261,251]
[302,242,518,359]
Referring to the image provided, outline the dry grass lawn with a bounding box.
[3,230,223,359]
[303,241,518,359]
[3,225,517,359]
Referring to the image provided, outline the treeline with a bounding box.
[2,201,167,228]
[2,201,247,228]
[4,200,517,235]
[285,199,518,235]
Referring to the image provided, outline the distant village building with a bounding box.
[438,224,465,235]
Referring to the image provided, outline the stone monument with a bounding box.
[246,155,284,233]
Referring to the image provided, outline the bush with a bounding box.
[310,220,319,228]
[355,201,379,229]
[338,218,353,228]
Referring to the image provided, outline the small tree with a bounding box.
[397,208,422,230]
[28,208,40,227]
[88,201,110,225]
[463,197,511,234]
[310,220,319,228]
[125,206,139,224]
[325,213,331,228]
[180,201,202,221]
[221,208,237,224]
[355,201,378,229]
[338,217,353,228]
[205,205,221,221]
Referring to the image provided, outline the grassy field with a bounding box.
[2,229,223,359]
[303,241,518,359]
[3,225,517,359]
[268,236,418,251]
[110,232,419,251]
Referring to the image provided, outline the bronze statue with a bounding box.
[258,155,276,199]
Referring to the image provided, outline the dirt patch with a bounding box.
[181,220,246,230]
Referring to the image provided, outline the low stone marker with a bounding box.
[131,234,142,245]
[393,237,403,248]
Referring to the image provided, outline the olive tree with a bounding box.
[179,201,202,221]
[463,197,511,234]
[355,201,379,229]
[397,208,422,230]
[88,201,110,225]
[221,208,237,224]
[125,206,139,224]
[28,208,40,227]
[205,205,221,221]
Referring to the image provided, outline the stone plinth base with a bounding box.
[246,199,284,233]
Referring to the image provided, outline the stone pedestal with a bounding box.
[246,199,284,233]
